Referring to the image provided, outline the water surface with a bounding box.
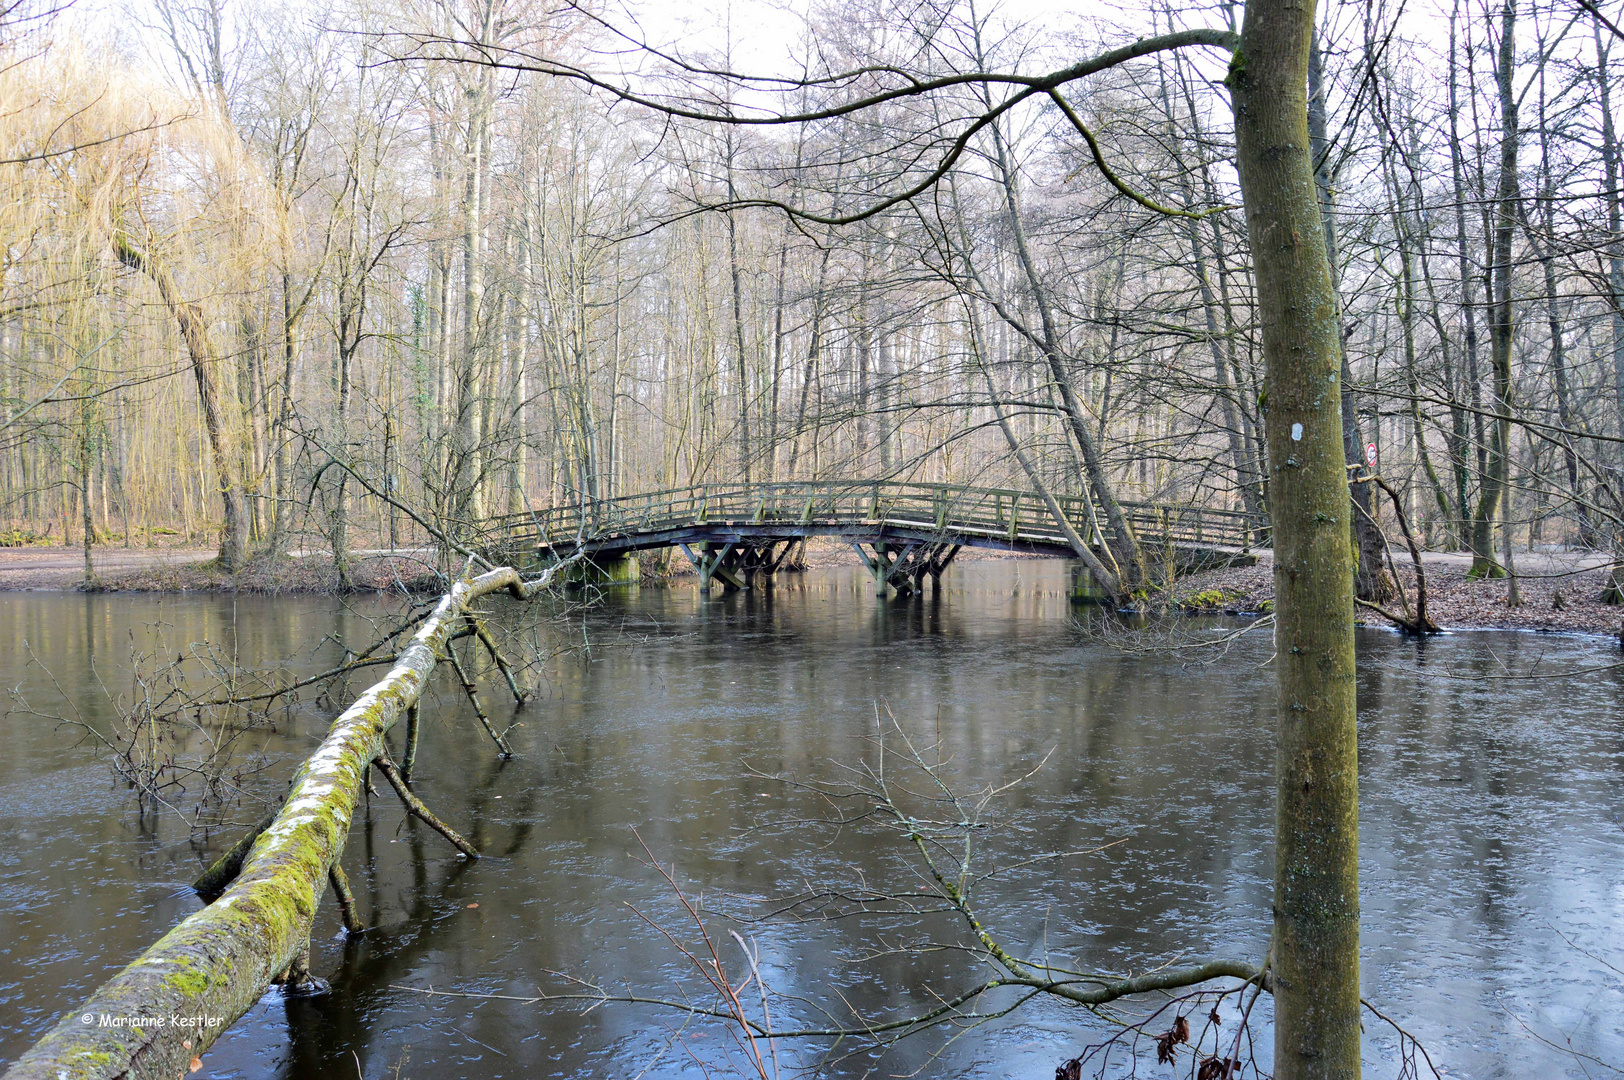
[0,562,1620,1078]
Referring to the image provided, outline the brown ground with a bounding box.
[1174,550,1624,637]
[0,545,441,593]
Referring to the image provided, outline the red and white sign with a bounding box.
[1365,442,1378,466]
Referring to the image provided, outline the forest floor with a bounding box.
[3,538,1619,636]
[1175,549,1624,637]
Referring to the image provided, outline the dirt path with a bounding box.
[0,547,215,588]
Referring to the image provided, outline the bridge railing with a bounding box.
[486,480,1265,554]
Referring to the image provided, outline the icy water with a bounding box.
[0,561,1620,1079]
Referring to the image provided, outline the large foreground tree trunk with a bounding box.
[113,234,248,573]
[1229,3,1362,1078]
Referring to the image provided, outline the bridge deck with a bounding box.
[485,481,1262,566]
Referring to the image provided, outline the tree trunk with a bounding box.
[1229,4,1361,1077]
[1310,33,1392,603]
[1595,27,1624,599]
[1469,0,1519,578]
[1526,75,1591,545]
[1450,4,1489,536]
[984,120,1147,586]
[454,75,491,528]
[113,234,247,573]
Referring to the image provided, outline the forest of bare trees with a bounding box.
[3,0,1622,595]
[8,4,1624,1079]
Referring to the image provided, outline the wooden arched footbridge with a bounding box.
[485,481,1262,596]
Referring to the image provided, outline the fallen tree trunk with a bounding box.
[4,565,559,1080]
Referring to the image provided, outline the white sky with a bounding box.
[609,0,1084,71]
[53,0,1618,124]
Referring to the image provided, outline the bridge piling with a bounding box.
[851,540,962,598]
[1069,562,1112,605]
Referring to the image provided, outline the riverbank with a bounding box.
[1176,550,1624,637]
[0,545,440,593]
[3,540,1618,635]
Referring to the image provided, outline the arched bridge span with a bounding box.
[485,481,1261,596]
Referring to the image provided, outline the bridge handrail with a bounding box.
[484,480,1265,553]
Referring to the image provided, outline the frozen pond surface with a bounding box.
[1,560,1620,1078]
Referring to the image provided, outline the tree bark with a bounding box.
[1229,4,1362,1077]
[112,234,248,573]
[1469,0,1520,578]
[1310,32,1392,603]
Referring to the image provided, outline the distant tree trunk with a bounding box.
[1387,145,1452,539]
[454,76,491,528]
[77,389,95,585]
[725,135,753,483]
[982,118,1147,585]
[1198,175,1271,534]
[948,199,1126,599]
[113,234,247,573]
[237,310,267,542]
[331,273,358,590]
[1524,73,1591,545]
[1310,34,1392,601]
[267,268,302,559]
[1418,215,1473,547]
[1230,3,1361,1076]
[768,234,789,472]
[785,246,832,478]
[1595,27,1624,600]
[1470,0,1519,578]
[1450,4,1489,534]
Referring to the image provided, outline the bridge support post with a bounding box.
[682,539,805,594]
[1069,561,1111,605]
[548,553,642,588]
[681,542,745,593]
[922,543,960,593]
[853,541,898,597]
[854,541,960,598]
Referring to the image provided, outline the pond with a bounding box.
[1,560,1620,1078]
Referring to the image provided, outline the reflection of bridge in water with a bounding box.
[485,481,1261,597]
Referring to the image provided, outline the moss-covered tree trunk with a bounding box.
[4,566,547,1080]
[1228,2,1362,1078]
